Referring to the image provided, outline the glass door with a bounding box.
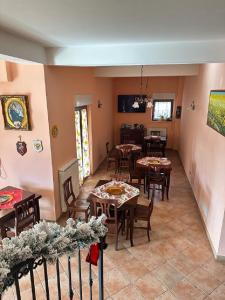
[75,106,90,184]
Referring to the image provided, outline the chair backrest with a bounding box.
[147,166,166,179]
[147,197,154,219]
[63,176,76,207]
[110,173,129,182]
[14,195,36,235]
[91,197,118,224]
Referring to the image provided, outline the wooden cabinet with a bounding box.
[120,127,146,145]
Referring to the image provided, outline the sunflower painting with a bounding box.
[0,95,31,130]
[207,90,225,137]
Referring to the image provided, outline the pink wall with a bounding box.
[180,64,225,256]
[44,66,114,219]
[0,63,55,220]
[113,77,184,149]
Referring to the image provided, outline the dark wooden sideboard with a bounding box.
[120,127,146,145]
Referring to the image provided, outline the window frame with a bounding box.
[152,99,174,121]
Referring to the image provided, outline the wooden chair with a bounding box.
[146,168,167,201]
[147,138,165,157]
[63,176,90,221]
[106,142,118,171]
[118,147,131,172]
[2,195,37,237]
[91,197,124,250]
[128,157,145,191]
[132,191,154,241]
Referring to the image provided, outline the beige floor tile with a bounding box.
[171,278,206,300]
[202,259,225,282]
[145,252,167,272]
[20,283,46,300]
[119,256,150,283]
[182,245,212,266]
[156,290,177,300]
[80,282,109,300]
[149,240,178,260]
[168,253,199,276]
[112,285,145,300]
[167,235,193,252]
[187,266,222,294]
[104,268,129,296]
[207,283,225,300]
[152,262,185,289]
[135,272,167,299]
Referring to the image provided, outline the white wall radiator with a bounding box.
[58,158,80,213]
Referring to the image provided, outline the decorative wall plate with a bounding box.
[33,140,43,152]
[16,141,27,156]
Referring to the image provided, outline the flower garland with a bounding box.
[0,215,107,294]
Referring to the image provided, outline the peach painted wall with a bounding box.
[180,64,225,256]
[44,67,113,219]
[113,77,184,149]
[0,63,55,220]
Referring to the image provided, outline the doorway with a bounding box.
[75,106,91,184]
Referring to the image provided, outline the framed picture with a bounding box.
[207,90,225,137]
[0,95,31,130]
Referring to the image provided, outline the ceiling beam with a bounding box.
[0,29,47,64]
[46,40,225,66]
[95,65,199,77]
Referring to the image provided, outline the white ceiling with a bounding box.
[1,0,225,47]
[0,0,225,66]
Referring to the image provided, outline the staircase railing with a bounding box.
[0,215,107,300]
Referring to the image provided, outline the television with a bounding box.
[118,95,146,113]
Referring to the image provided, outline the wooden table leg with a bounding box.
[129,206,134,247]
[35,196,41,222]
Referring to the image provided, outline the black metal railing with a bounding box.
[0,238,106,300]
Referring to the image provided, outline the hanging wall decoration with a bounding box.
[207,90,225,137]
[33,140,43,152]
[51,125,59,138]
[16,136,27,156]
[0,95,31,130]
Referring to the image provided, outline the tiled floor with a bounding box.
[3,150,225,299]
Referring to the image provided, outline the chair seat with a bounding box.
[69,202,90,211]
[76,199,89,206]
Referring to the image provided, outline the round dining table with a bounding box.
[115,144,142,154]
[136,156,171,169]
[136,157,172,197]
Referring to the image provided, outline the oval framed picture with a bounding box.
[0,95,31,130]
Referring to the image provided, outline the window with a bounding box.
[152,99,173,121]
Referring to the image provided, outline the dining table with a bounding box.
[136,157,172,195]
[115,143,142,154]
[88,179,140,247]
[0,186,41,238]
